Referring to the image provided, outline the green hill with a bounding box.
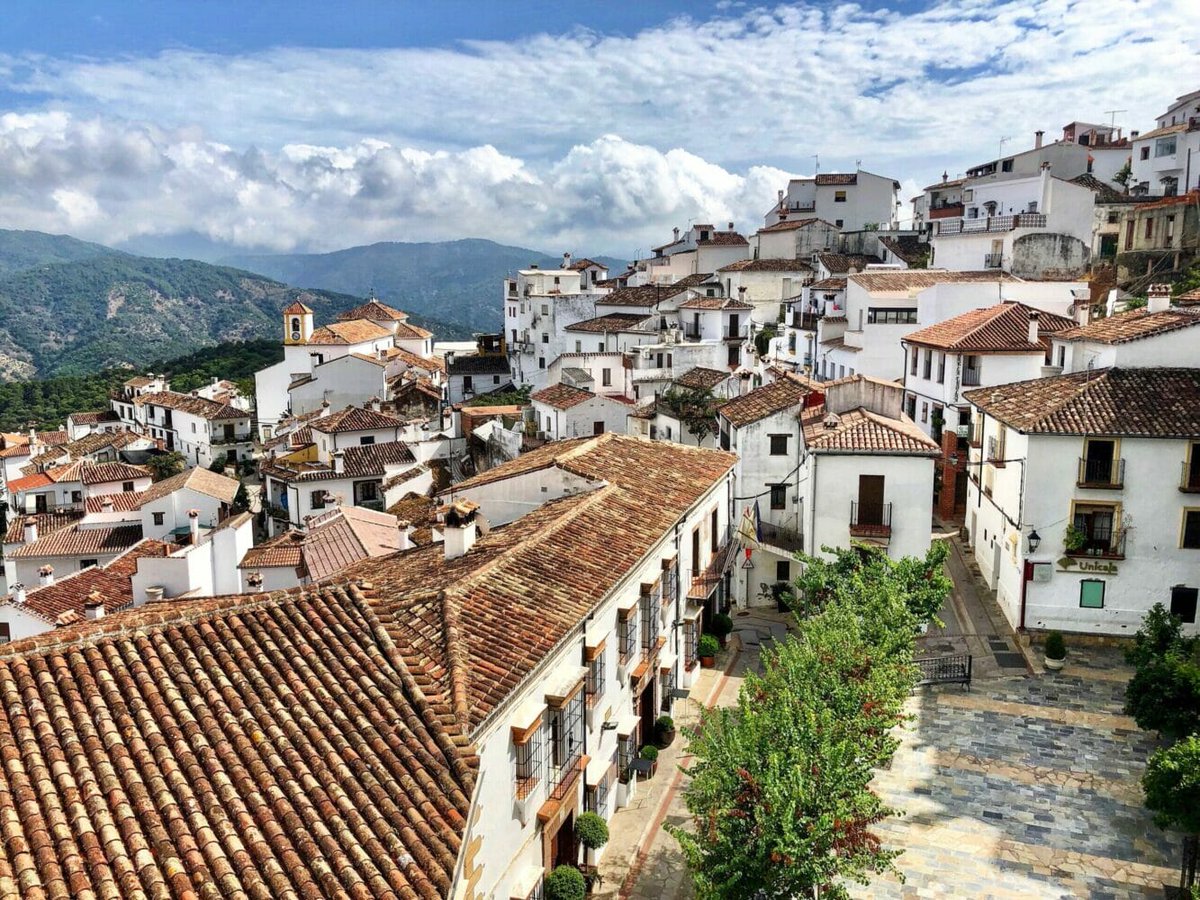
[0,230,122,276]
[223,239,628,334]
[0,236,469,381]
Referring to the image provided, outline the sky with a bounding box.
[0,0,1194,259]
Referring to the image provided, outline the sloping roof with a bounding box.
[62,429,143,457]
[445,354,511,376]
[336,299,408,321]
[389,346,445,372]
[85,491,145,513]
[282,299,313,315]
[878,236,931,266]
[137,390,247,420]
[0,581,476,898]
[718,257,814,271]
[531,383,596,410]
[1133,122,1190,142]
[848,269,1022,292]
[599,273,712,307]
[10,523,144,559]
[240,506,403,580]
[79,461,151,485]
[904,302,1076,353]
[394,321,434,339]
[1070,173,1125,203]
[964,367,1200,436]
[310,405,405,434]
[757,217,828,234]
[801,404,939,456]
[674,367,730,390]
[696,230,748,246]
[1057,307,1200,344]
[564,313,654,333]
[568,257,606,270]
[133,466,240,507]
[263,441,415,483]
[676,295,754,310]
[5,472,52,493]
[817,253,883,274]
[718,378,810,427]
[808,277,848,291]
[67,410,120,425]
[387,492,439,546]
[307,319,393,345]
[347,434,735,731]
[3,511,84,545]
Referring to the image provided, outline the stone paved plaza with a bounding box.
[860,647,1181,899]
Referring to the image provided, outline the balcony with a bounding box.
[688,533,735,600]
[969,425,983,448]
[987,436,1006,467]
[1065,530,1126,560]
[961,367,982,387]
[1182,462,1200,493]
[1077,457,1124,489]
[791,311,821,331]
[984,253,1003,269]
[936,213,1048,236]
[928,203,965,220]
[758,521,805,554]
[683,325,701,340]
[849,501,892,539]
[723,327,747,341]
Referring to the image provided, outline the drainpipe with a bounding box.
[1018,560,1032,633]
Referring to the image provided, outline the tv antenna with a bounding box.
[1103,109,1127,130]
[811,154,819,175]
[998,136,1012,159]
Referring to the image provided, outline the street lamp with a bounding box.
[1027,529,1041,554]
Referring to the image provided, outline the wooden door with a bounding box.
[1084,440,1114,483]
[858,475,884,525]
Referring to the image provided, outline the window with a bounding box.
[769,434,789,456]
[684,618,699,669]
[463,375,474,393]
[359,435,375,446]
[769,484,786,511]
[1172,586,1199,624]
[1107,211,1119,225]
[1140,147,1150,160]
[920,402,929,423]
[835,219,844,228]
[618,730,637,782]
[358,481,378,502]
[1166,216,1176,242]
[191,422,197,433]
[922,349,932,379]
[122,481,134,492]
[80,559,98,569]
[547,690,585,798]
[514,724,543,799]
[0,623,8,644]
[1155,136,1177,157]
[1145,219,1154,239]
[1072,502,1120,555]
[640,589,660,651]
[1183,510,1200,549]
[867,308,918,324]
[619,608,639,664]
[575,340,582,353]
[1001,159,1013,172]
[776,560,790,583]
[910,349,918,375]
[541,304,549,315]
[602,368,612,387]
[538,357,546,369]
[834,190,847,202]
[71,491,82,504]
[586,646,606,707]
[311,490,327,510]
[152,511,165,526]
[1079,580,1106,609]
[937,352,946,384]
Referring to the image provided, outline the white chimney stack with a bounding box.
[246,572,265,593]
[672,227,680,241]
[562,252,572,269]
[441,500,479,561]
[23,519,37,544]
[28,427,36,446]
[332,451,345,475]
[38,565,54,587]
[1034,130,1044,149]
[11,583,26,605]
[101,498,114,514]
[1027,310,1040,344]
[144,586,165,605]
[397,520,414,551]
[1147,283,1172,314]
[84,591,105,620]
[187,508,200,545]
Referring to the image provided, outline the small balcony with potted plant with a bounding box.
[1063,511,1126,561]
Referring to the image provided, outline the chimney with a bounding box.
[28,427,36,447]
[397,520,414,551]
[187,508,200,545]
[11,583,26,605]
[777,189,784,202]
[143,586,165,605]
[38,565,54,587]
[942,171,948,183]
[101,498,114,514]
[332,451,345,475]
[1074,300,1091,327]
[23,519,37,544]
[246,572,264,593]
[369,397,381,412]
[377,346,387,360]
[672,227,680,241]
[1034,130,1044,149]
[1147,283,1172,313]
[1027,310,1040,344]
[441,499,479,561]
[562,252,572,269]
[211,376,219,386]
[727,221,735,231]
[1131,129,1139,139]
[84,591,105,620]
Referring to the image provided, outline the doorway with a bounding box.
[857,475,885,525]
[638,683,656,749]
[550,811,577,869]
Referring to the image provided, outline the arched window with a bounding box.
[290,317,300,334]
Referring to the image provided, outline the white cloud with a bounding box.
[0,0,1195,254]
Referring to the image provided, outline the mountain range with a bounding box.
[0,231,622,382]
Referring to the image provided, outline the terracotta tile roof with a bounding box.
[878,236,931,265]
[1135,190,1200,210]
[531,383,595,410]
[67,410,121,425]
[348,434,735,731]
[673,367,730,390]
[2,540,171,622]
[849,269,1022,292]
[0,581,476,898]
[387,493,439,546]
[599,273,712,307]
[696,230,748,246]
[389,346,445,372]
[964,367,1200,436]
[801,403,939,456]
[79,461,151,485]
[568,257,605,270]
[240,506,402,580]
[814,253,883,274]
[84,491,145,513]
[38,430,69,445]
[5,472,52,493]
[904,302,1076,353]
[336,299,408,321]
[137,390,248,420]
[718,378,810,427]
[676,295,754,310]
[757,217,829,233]
[311,405,405,434]
[307,319,393,345]
[718,257,813,271]
[564,313,654,333]
[122,374,159,388]
[921,176,967,191]
[10,522,144,559]
[282,299,313,314]
[1177,288,1200,306]
[133,466,240,507]
[1134,122,1191,142]
[263,441,415,483]
[0,444,31,459]
[349,351,390,367]
[63,429,143,457]
[446,354,511,376]
[1057,307,1200,344]
[1070,173,1125,203]
[3,511,84,545]
[819,336,860,352]
[808,277,847,291]
[394,321,434,339]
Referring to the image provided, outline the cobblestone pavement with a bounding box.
[859,649,1180,899]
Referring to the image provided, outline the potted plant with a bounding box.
[772,581,796,612]
[698,634,719,668]
[640,744,659,778]
[575,812,608,889]
[544,864,586,900]
[655,715,676,748]
[711,613,734,648]
[1064,524,1088,554]
[1044,631,1067,671]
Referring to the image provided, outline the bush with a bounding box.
[656,715,674,732]
[543,865,586,900]
[1125,656,1200,740]
[698,634,720,658]
[1144,735,1200,835]
[575,811,609,850]
[640,745,659,762]
[710,613,734,639]
[1044,631,1066,660]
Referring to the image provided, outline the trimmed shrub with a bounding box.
[1044,631,1066,660]
[640,745,659,762]
[575,812,609,850]
[543,865,586,900]
[698,634,720,658]
[710,613,734,639]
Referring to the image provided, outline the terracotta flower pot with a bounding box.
[700,654,715,668]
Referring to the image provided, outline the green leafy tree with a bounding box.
[1144,736,1200,890]
[144,451,186,482]
[543,865,586,900]
[1113,159,1133,192]
[232,480,252,514]
[661,386,721,446]
[668,548,922,899]
[795,543,951,628]
[1124,604,1200,740]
